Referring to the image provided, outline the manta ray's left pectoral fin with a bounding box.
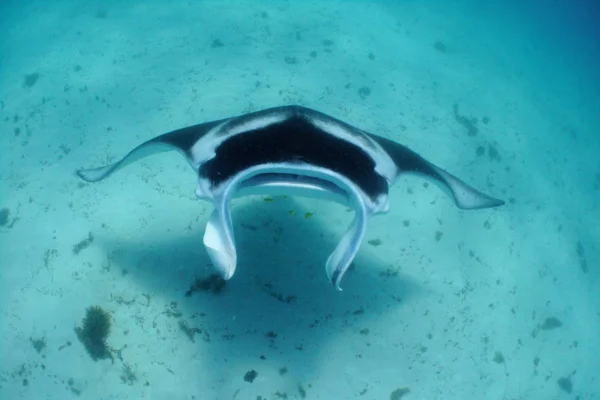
[326,201,369,290]
[203,200,237,280]
[76,140,176,183]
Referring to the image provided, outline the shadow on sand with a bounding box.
[99,196,421,397]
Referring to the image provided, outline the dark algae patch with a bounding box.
[120,363,137,385]
[262,283,297,304]
[540,317,562,330]
[358,86,371,99]
[73,232,94,255]
[452,103,478,137]
[23,72,40,88]
[211,38,224,48]
[178,320,203,343]
[488,144,501,162]
[557,376,573,394]
[532,316,563,337]
[243,369,258,383]
[95,9,107,19]
[284,56,297,65]
[30,336,47,353]
[576,241,588,273]
[75,306,112,361]
[492,351,505,364]
[367,238,382,247]
[298,384,307,398]
[0,208,9,226]
[433,41,447,53]
[390,387,410,399]
[185,273,226,296]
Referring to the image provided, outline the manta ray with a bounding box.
[77,105,504,289]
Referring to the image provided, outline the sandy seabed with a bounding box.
[1,1,599,399]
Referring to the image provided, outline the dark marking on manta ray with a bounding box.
[76,105,504,290]
[201,115,388,198]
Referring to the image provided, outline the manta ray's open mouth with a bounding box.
[235,172,351,205]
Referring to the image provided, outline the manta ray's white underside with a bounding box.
[197,162,379,289]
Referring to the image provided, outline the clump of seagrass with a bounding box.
[75,306,112,361]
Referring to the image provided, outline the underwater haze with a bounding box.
[1,0,599,399]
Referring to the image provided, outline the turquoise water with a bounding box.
[1,1,598,399]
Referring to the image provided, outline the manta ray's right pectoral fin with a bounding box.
[429,165,505,210]
[203,200,237,280]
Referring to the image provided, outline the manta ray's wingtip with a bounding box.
[76,166,109,183]
[458,192,505,210]
[492,198,506,208]
[75,169,90,181]
[329,269,344,291]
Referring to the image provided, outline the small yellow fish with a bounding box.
[289,210,295,216]
[263,197,274,202]
[305,212,314,219]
